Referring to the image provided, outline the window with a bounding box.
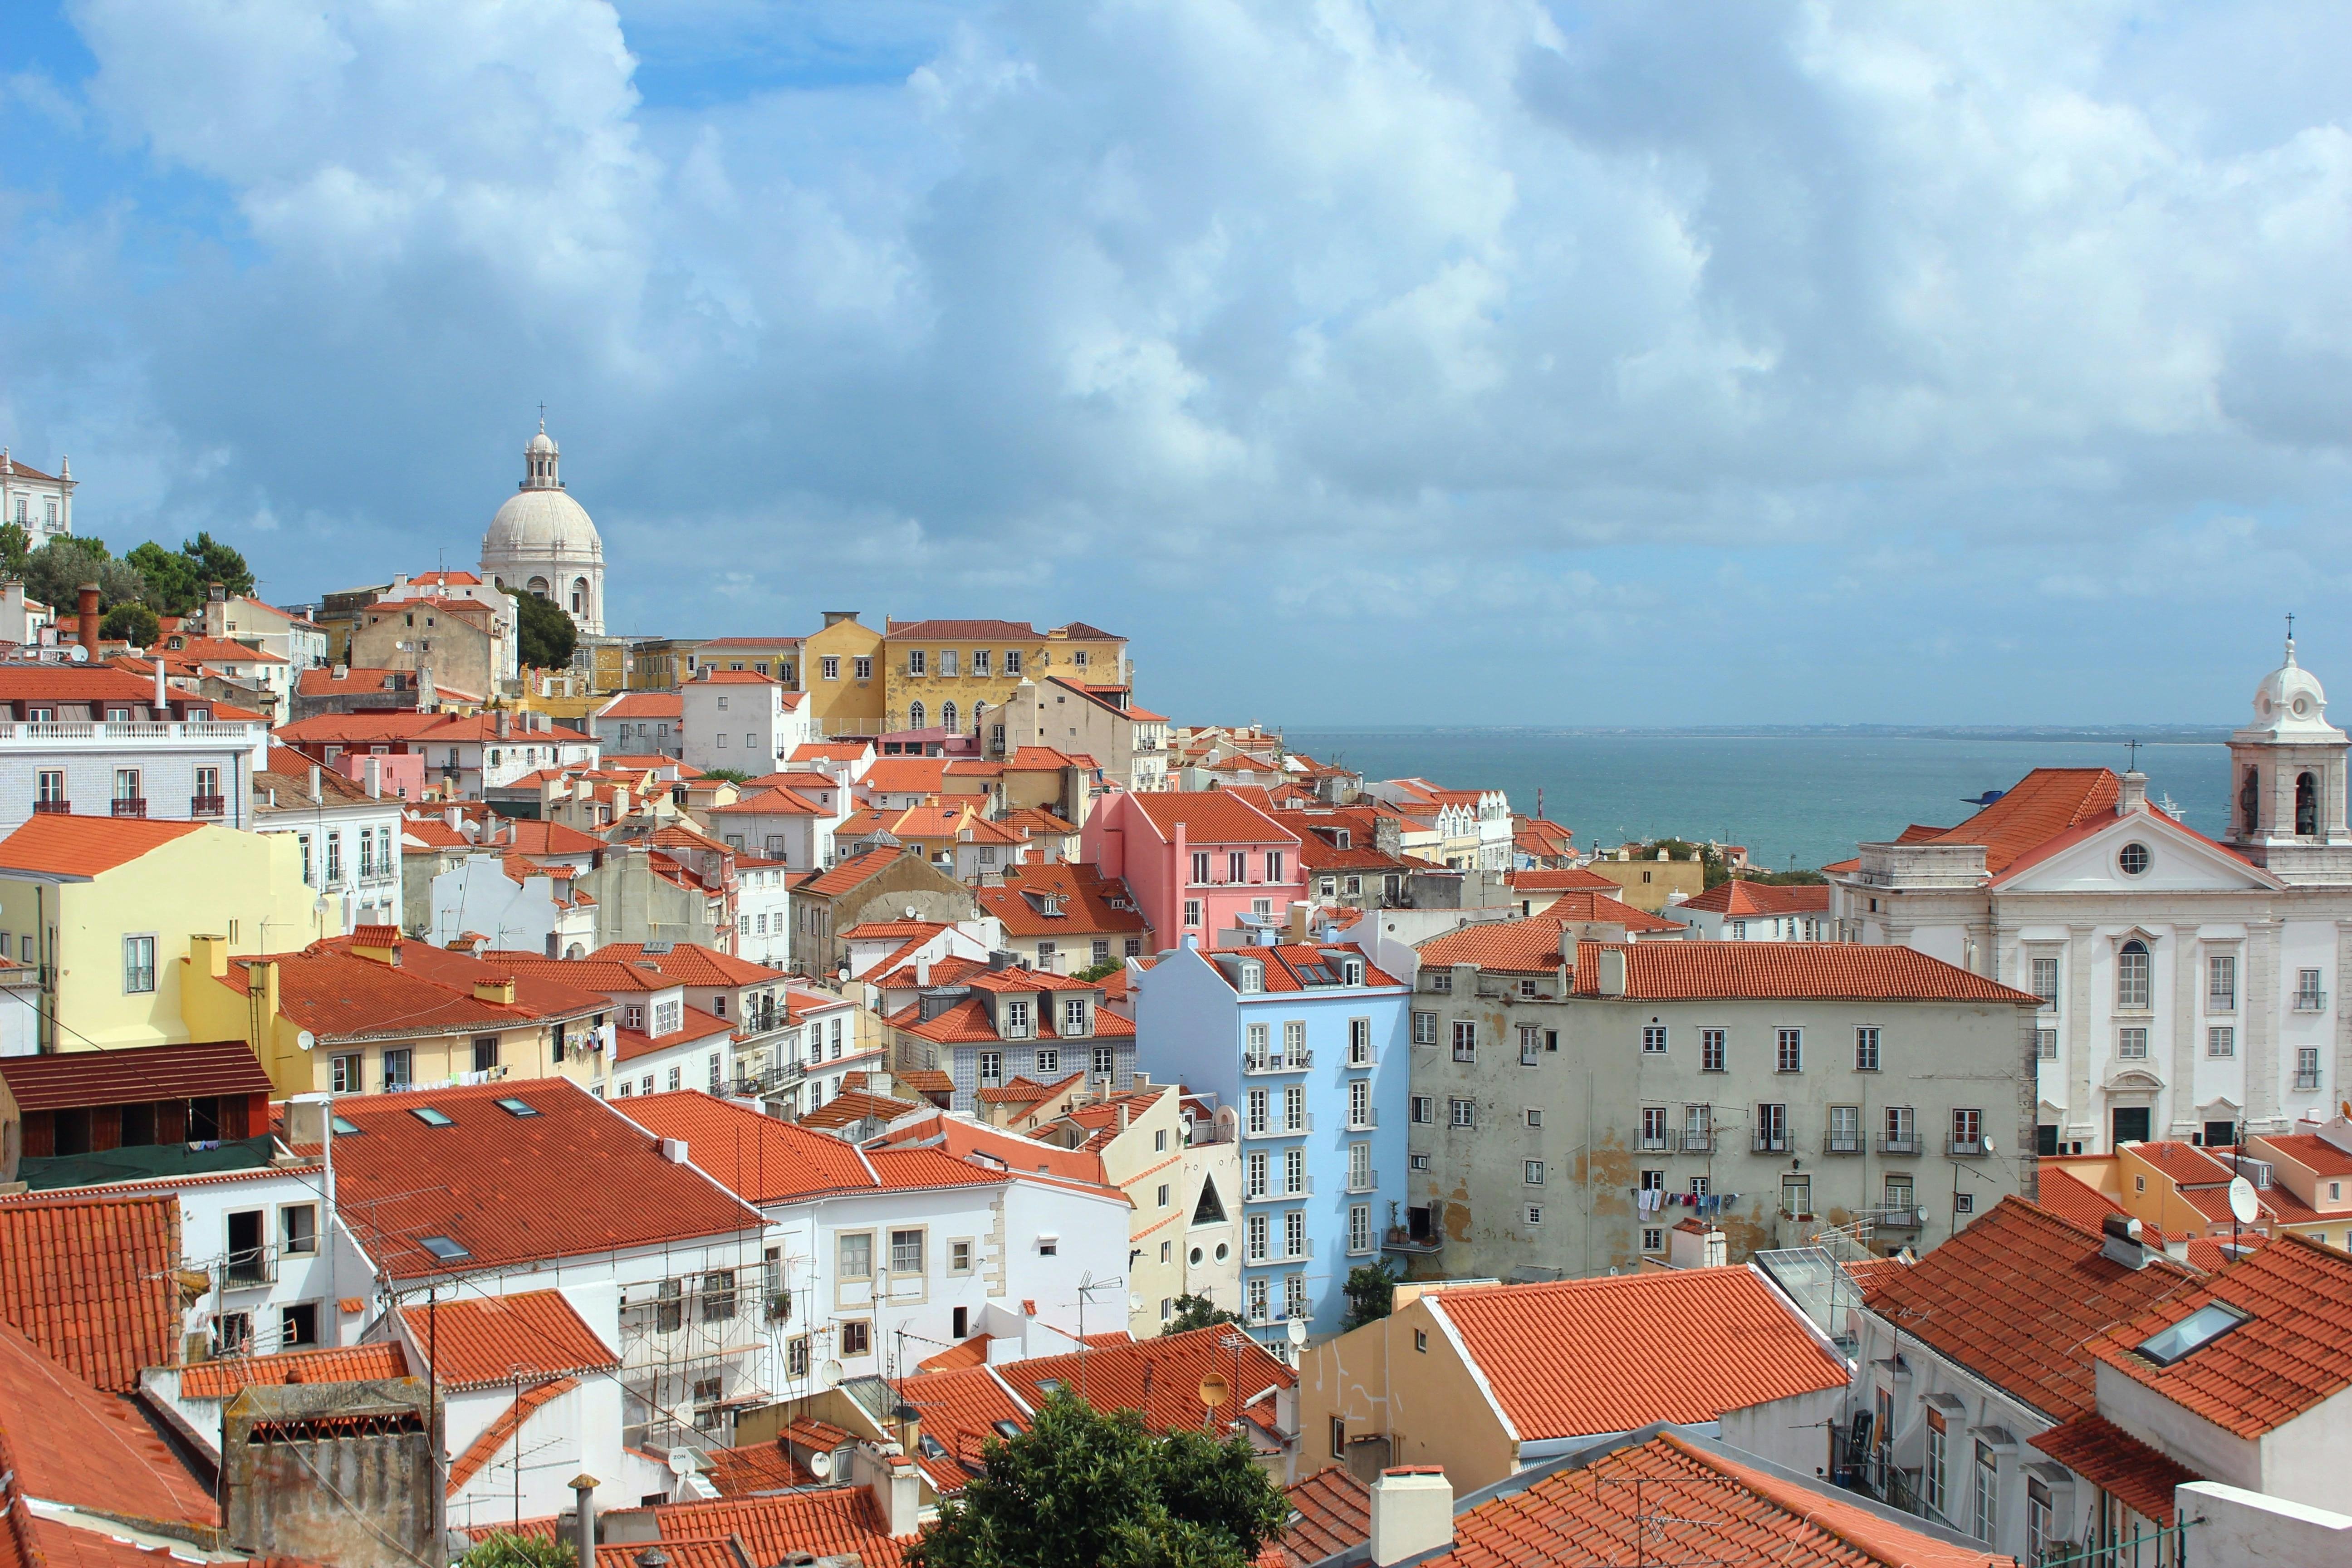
[1183,899,1203,927]
[1349,1078,1372,1128]
[1519,1024,1541,1065]
[2117,1026,2149,1060]
[1348,1142,1372,1191]
[1781,1174,1811,1218]
[1640,1105,1667,1149]
[1641,1024,1667,1054]
[1854,1027,1880,1071]
[1449,1098,1475,1128]
[2117,939,2151,1009]
[35,770,64,805]
[2027,1478,2053,1563]
[842,1320,871,1356]
[473,1036,499,1073]
[2296,967,2326,1010]
[1285,1147,1306,1194]
[1524,1159,1545,1186]
[821,656,840,681]
[1775,1028,1802,1072]
[1284,1085,1305,1131]
[1411,1095,1433,1124]
[1247,1214,1269,1261]
[122,935,156,994]
[1003,650,1021,676]
[2298,1044,2321,1088]
[331,1053,362,1093]
[1952,1107,1984,1153]
[1410,1153,1430,1171]
[1682,1104,1710,1149]
[1413,1011,1438,1045]
[1004,999,1032,1034]
[382,1048,412,1091]
[1284,1211,1306,1260]
[971,649,991,677]
[1970,1441,1998,1543]
[1245,1152,1268,1199]
[280,1303,319,1349]
[1828,1104,1861,1153]
[2118,841,2151,876]
[113,767,141,803]
[1267,851,1284,882]
[281,1205,318,1255]
[1247,1088,1268,1134]
[2208,953,2237,1009]
[1036,1048,1060,1077]
[1427,970,1452,993]
[1754,1102,1787,1152]
[1283,1019,1306,1057]
[701,1269,738,1322]
[1157,1184,1171,1209]
[1093,939,1112,965]
[891,1230,924,1274]
[907,701,924,728]
[1700,1028,1725,1072]
[1451,1021,1476,1061]
[2036,1028,2058,1060]
[978,1050,1002,1086]
[1350,1017,1373,1064]
[1192,850,1212,883]
[838,1232,873,1279]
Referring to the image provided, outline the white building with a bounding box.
[1833,638,2352,1156]
[0,450,74,542]
[681,669,816,776]
[0,664,271,834]
[195,588,330,677]
[480,421,605,637]
[430,851,598,956]
[1674,879,1833,941]
[255,750,407,934]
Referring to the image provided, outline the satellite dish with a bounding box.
[818,1358,843,1390]
[1197,1374,1230,1411]
[806,1449,833,1480]
[1982,1137,1996,1156]
[1286,1318,1308,1348]
[665,1447,700,1477]
[296,1030,316,1053]
[66,645,86,663]
[2228,1176,2259,1225]
[1128,1293,1143,1313]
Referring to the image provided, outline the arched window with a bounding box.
[2117,939,2151,1010]
[2241,768,2261,836]
[907,701,925,730]
[941,701,958,733]
[571,577,588,615]
[527,575,550,598]
[2297,772,2318,836]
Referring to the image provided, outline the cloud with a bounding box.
[5,0,2352,725]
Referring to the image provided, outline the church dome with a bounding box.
[485,486,602,557]
[2244,636,2339,740]
[480,420,606,636]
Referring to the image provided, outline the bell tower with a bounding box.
[2228,628,2352,884]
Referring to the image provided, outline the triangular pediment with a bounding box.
[1994,810,2284,895]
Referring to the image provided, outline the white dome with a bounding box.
[527,429,558,457]
[485,486,602,557]
[2241,637,2342,741]
[480,422,606,636]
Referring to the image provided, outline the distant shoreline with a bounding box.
[1282,725,2230,745]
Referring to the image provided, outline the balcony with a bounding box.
[1383,1225,1443,1254]
[1752,1131,1791,1154]
[1346,1109,1378,1131]
[2295,1069,2323,1091]
[191,794,227,818]
[1679,1128,1716,1154]
[1344,1174,1378,1195]
[1244,1050,1313,1074]
[1864,1205,1925,1232]
[1881,1133,1922,1156]
[1948,1136,1987,1157]
[225,1245,275,1288]
[30,798,69,814]
[1823,1132,1865,1156]
[110,797,148,818]
[1242,1115,1313,1139]
[2293,990,2328,1013]
[1638,1133,1670,1152]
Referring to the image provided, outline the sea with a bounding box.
[1281,730,2235,872]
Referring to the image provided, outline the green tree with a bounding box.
[125,541,201,615]
[181,531,255,598]
[1340,1260,1402,1331]
[1164,1293,1246,1335]
[505,588,578,669]
[907,1393,1287,1568]
[701,767,752,785]
[1073,958,1123,983]
[457,1534,573,1568]
[1749,868,1829,886]
[24,539,146,613]
[100,603,159,647]
[0,523,29,576]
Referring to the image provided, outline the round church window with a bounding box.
[2119,843,2151,876]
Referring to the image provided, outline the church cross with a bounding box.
[2127,738,2141,773]
[2287,610,2297,642]
[538,402,547,433]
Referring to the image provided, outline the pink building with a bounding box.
[1082,790,1305,946]
[328,749,427,802]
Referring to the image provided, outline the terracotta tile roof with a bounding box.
[0,1195,181,1395]
[1424,1431,2008,1568]
[973,1071,1084,1104]
[1430,1270,1846,1439]
[0,813,208,877]
[588,941,783,988]
[793,845,910,898]
[895,1363,1032,1492]
[1411,920,1570,974]
[1128,790,1301,846]
[216,944,601,1041]
[914,1333,993,1373]
[1535,890,1685,933]
[867,1147,1012,1192]
[2027,1414,2201,1525]
[977,864,1149,936]
[595,692,683,718]
[1570,941,2040,1003]
[1899,767,2122,873]
[603,1488,912,1567]
[1204,942,1401,994]
[447,1375,580,1492]
[2086,1230,2352,1438]
[1678,880,1833,916]
[872,954,990,993]
[327,1079,764,1279]
[0,1040,273,1112]
[180,1341,410,1400]
[1862,1197,2198,1421]
[799,1089,921,1132]
[706,784,827,817]
[2032,1169,2133,1237]
[399,1289,617,1390]
[2254,1130,2352,1179]
[855,758,956,794]
[704,1438,820,1495]
[887,618,1039,640]
[620,1091,879,1203]
[896,1067,953,1093]
[403,817,470,848]
[868,1113,1106,1186]
[789,743,871,762]
[990,1325,1294,1440]
[1275,1467,1370,1568]
[0,1320,217,1528]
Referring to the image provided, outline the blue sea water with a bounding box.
[1282,732,2234,872]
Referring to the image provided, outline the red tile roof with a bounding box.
[2250,1130,2352,1180]
[704,1438,820,1495]
[792,845,910,899]
[399,1289,617,1390]
[990,1325,1294,1441]
[1275,1467,1370,1568]
[602,1489,911,1568]
[217,943,603,1041]
[1570,941,2040,1003]
[1423,1431,2008,1568]
[1431,1270,1846,1439]
[799,1089,921,1132]
[1862,1197,2198,1421]
[447,1375,581,1492]
[0,1320,218,1529]
[1535,890,1685,932]
[1203,942,1401,994]
[179,1341,410,1400]
[1128,791,1301,846]
[326,1079,764,1279]
[2086,1231,2352,1438]
[0,813,208,877]
[588,941,784,988]
[867,1147,1013,1192]
[616,1091,879,1204]
[975,863,1149,936]
[2129,1141,2239,1186]
[0,1195,181,1394]
[0,1039,273,1112]
[1677,880,1833,916]
[895,1363,1032,1492]
[1900,768,2122,874]
[2027,1415,2201,1526]
[2034,1169,2134,1237]
[887,619,1039,640]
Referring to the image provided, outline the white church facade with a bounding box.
[1832,637,2350,1157]
[480,420,606,636]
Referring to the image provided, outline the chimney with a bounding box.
[309,764,323,804]
[210,582,227,603]
[916,954,931,986]
[568,1474,599,1568]
[1368,1467,1453,1566]
[1597,946,1628,998]
[333,662,348,680]
[2101,1213,2151,1270]
[445,805,461,833]
[1116,1102,1130,1132]
[894,1402,922,1457]
[658,1137,689,1164]
[76,583,98,656]
[1287,901,1313,941]
[496,710,511,738]
[2120,771,2149,814]
[364,757,383,799]
[869,1455,921,1538]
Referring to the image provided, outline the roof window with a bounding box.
[992,1420,1023,1440]
[1037,1379,1063,1395]
[495,1097,540,1117]
[330,1115,362,1136]
[419,1235,471,1262]
[2135,1301,2250,1367]
[409,1106,455,1127]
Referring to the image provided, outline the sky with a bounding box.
[5,1,2352,729]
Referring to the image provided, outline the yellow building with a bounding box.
[179,926,609,1099]
[803,612,887,738]
[881,618,1129,752]
[1582,847,1708,911]
[0,815,322,1053]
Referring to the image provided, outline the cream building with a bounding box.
[480,420,605,636]
[1833,637,2352,1156]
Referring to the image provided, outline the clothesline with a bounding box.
[1630,1188,1740,1219]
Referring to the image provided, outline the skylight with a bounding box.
[419,1235,471,1262]
[409,1107,455,1127]
[2135,1301,2251,1367]
[330,1115,362,1135]
[495,1097,539,1117]
[991,1420,1023,1440]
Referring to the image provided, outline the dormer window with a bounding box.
[1343,960,1364,985]
[1239,962,1264,995]
[1004,998,1033,1037]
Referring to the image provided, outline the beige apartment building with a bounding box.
[1388,919,2040,1278]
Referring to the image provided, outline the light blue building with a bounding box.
[1131,935,1412,1345]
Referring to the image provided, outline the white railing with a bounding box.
[0,720,265,745]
